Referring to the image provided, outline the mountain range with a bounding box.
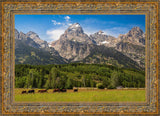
[15,23,145,70]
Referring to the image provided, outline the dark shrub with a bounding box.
[96,83,104,89]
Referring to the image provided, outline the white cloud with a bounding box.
[51,15,71,26]
[46,28,65,41]
[64,16,72,27]
[52,20,62,25]
[64,16,70,22]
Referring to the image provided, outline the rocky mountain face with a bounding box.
[51,39,91,61]
[81,45,142,70]
[116,42,145,68]
[57,23,93,44]
[118,27,145,46]
[50,23,93,61]
[88,27,145,68]
[90,31,120,47]
[15,29,40,49]
[15,29,67,65]
[15,23,145,70]
[26,31,49,49]
[115,27,145,68]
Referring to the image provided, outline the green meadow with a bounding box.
[15,89,145,102]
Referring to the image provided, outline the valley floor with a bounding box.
[15,88,145,102]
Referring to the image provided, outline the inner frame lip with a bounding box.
[12,12,148,106]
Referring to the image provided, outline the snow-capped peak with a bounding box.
[69,23,81,29]
[75,24,80,27]
[66,23,84,33]
[98,30,106,35]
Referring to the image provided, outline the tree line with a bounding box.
[15,63,145,89]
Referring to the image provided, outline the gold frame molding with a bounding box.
[1,1,159,115]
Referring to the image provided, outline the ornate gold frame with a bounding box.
[1,1,159,115]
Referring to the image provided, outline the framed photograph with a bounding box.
[0,0,159,115]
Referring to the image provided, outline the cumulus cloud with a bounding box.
[51,16,71,26]
[52,20,62,25]
[64,16,70,22]
[46,28,65,41]
[46,16,72,41]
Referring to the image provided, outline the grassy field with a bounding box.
[15,88,145,102]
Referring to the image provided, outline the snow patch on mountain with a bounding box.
[101,41,110,44]
[69,23,81,29]
[98,31,106,35]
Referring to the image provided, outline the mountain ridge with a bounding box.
[15,23,145,70]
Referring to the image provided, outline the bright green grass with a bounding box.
[15,89,145,102]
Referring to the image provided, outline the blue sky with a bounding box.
[15,15,145,42]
